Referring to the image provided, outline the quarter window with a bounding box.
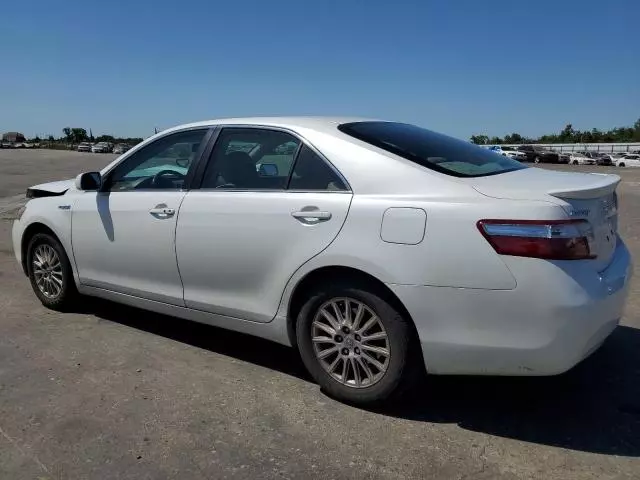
[289,145,346,191]
[105,129,207,191]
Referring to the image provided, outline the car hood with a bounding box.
[27,179,75,197]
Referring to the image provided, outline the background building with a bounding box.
[2,132,26,143]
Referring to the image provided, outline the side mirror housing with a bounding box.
[75,172,102,191]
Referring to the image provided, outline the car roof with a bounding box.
[161,116,377,136]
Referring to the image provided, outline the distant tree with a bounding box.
[559,124,576,142]
[503,133,523,144]
[70,128,88,143]
[62,127,72,143]
[489,136,503,145]
[634,118,640,142]
[539,133,559,143]
[589,128,603,143]
[470,135,489,145]
[48,135,55,142]
[33,136,41,143]
[96,135,115,143]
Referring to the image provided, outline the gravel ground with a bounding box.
[0,149,639,479]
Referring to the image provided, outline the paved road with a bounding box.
[0,150,639,479]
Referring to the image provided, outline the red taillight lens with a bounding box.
[477,220,596,260]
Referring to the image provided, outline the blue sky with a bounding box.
[1,0,638,140]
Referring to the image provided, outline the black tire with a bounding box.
[27,233,78,311]
[573,160,579,165]
[296,281,420,405]
[619,163,625,167]
[534,156,541,164]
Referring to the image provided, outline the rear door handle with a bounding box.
[291,210,332,223]
[149,206,175,217]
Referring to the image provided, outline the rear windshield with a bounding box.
[338,122,526,178]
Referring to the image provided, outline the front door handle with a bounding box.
[149,205,175,218]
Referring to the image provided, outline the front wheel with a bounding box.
[619,163,626,167]
[27,233,78,311]
[573,160,579,165]
[296,282,419,405]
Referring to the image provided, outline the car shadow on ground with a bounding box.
[85,298,640,457]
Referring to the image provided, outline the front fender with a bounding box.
[15,197,77,281]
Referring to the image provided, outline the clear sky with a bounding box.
[1,0,638,140]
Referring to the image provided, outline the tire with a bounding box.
[573,160,579,165]
[619,163,625,167]
[534,156,541,164]
[27,233,78,311]
[296,281,420,405]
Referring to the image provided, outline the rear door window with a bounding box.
[338,122,526,178]
[200,128,300,189]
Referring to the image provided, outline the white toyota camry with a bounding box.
[12,117,632,405]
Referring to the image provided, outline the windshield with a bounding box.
[338,122,526,178]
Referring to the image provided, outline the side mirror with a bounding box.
[75,172,102,191]
[176,157,190,168]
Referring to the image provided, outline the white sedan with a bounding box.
[615,154,640,167]
[568,153,596,165]
[488,146,527,161]
[12,117,631,405]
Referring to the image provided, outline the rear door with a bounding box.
[176,127,352,322]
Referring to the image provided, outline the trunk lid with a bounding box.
[468,168,620,271]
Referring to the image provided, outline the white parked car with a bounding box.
[568,153,596,165]
[499,146,528,161]
[12,117,631,405]
[615,154,640,167]
[77,142,92,152]
[91,142,111,153]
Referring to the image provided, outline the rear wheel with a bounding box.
[619,162,626,167]
[573,160,579,165]
[27,233,78,311]
[296,282,420,405]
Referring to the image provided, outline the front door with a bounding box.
[176,128,353,322]
[71,128,209,305]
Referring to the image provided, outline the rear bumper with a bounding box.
[389,240,632,375]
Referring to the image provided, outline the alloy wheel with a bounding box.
[311,297,390,388]
[32,244,63,299]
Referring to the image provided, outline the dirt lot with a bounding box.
[0,149,639,479]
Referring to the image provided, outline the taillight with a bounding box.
[477,220,596,260]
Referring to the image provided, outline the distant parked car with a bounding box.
[1,141,14,148]
[91,142,111,153]
[597,154,615,166]
[558,153,571,164]
[517,145,561,163]
[113,144,131,154]
[77,142,92,152]
[615,154,640,167]
[568,153,595,165]
[489,146,527,161]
